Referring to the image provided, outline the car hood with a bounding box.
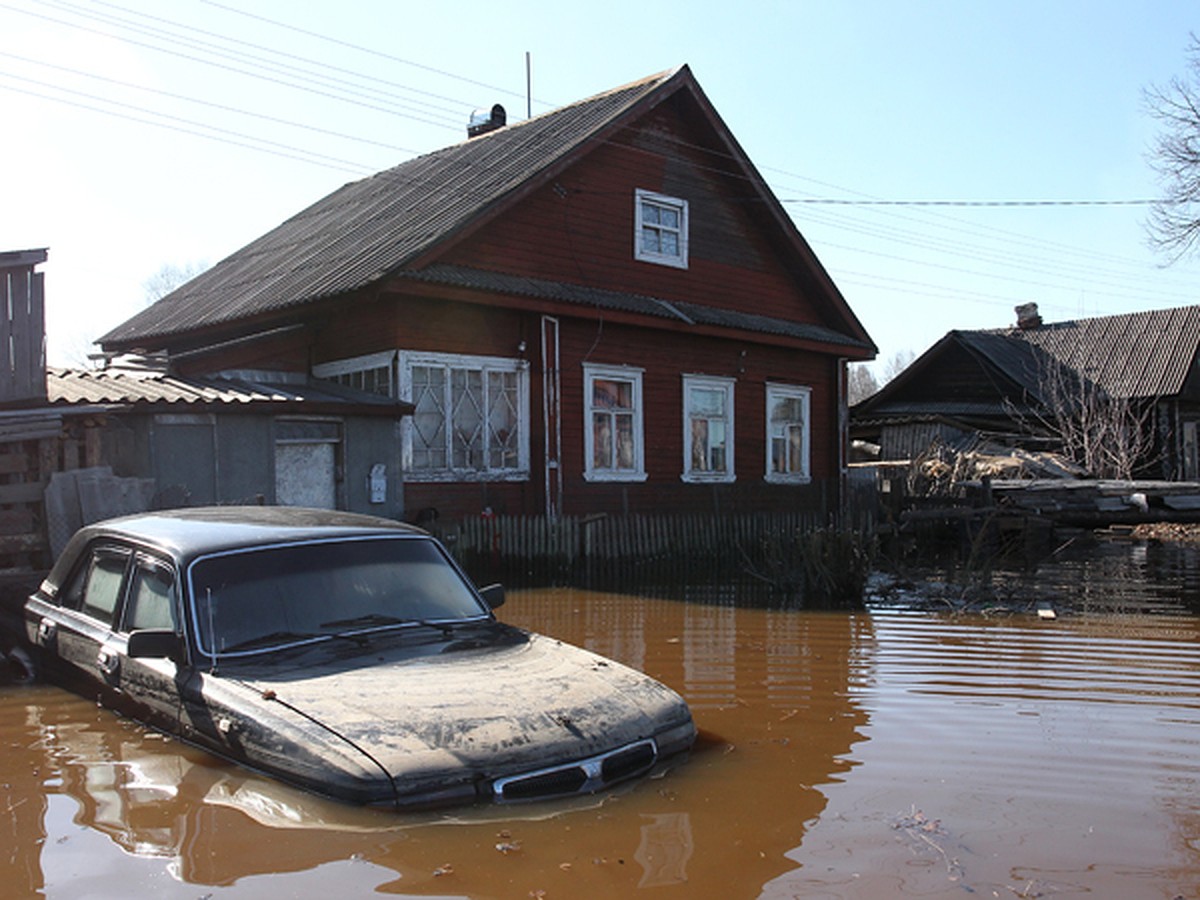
[227,632,691,801]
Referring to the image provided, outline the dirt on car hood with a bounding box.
[230,632,691,800]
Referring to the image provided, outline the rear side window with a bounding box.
[64,548,131,627]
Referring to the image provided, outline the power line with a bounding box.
[4,0,1198,332]
[0,50,425,157]
[0,76,373,174]
[77,0,483,118]
[785,197,1163,207]
[197,0,534,107]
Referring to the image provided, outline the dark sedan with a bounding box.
[24,507,695,809]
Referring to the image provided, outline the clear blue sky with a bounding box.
[4,0,1200,373]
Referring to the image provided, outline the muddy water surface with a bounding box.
[4,548,1200,898]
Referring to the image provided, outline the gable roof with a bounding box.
[99,66,872,355]
[855,305,1200,422]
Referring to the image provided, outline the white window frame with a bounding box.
[312,350,397,397]
[583,363,646,483]
[765,383,812,484]
[398,351,529,483]
[317,350,529,483]
[682,374,735,484]
[635,188,689,269]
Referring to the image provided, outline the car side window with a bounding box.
[70,548,131,626]
[123,561,178,633]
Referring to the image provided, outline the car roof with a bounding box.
[51,506,427,577]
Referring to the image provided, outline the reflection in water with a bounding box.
[1,593,869,898]
[3,563,1200,898]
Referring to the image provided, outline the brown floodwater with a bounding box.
[4,545,1200,898]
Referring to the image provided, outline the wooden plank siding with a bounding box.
[304,289,845,521]
[0,418,105,574]
[0,262,47,405]
[438,102,822,328]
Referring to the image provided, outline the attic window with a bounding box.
[635,189,688,269]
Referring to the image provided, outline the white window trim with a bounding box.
[315,350,529,483]
[682,374,736,484]
[398,350,530,483]
[313,350,397,378]
[583,363,647,483]
[313,351,397,397]
[634,188,689,269]
[765,382,812,484]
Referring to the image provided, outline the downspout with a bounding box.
[837,356,848,527]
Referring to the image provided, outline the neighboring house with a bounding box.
[96,66,876,522]
[851,304,1200,480]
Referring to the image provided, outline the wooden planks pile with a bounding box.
[988,479,1200,524]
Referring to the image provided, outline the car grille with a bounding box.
[493,738,658,802]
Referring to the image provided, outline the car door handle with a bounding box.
[97,647,119,678]
[36,619,56,646]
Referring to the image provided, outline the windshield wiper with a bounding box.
[320,613,457,639]
[320,613,403,630]
[221,630,318,653]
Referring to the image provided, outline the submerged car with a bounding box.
[24,507,695,810]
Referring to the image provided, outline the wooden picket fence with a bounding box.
[440,508,870,590]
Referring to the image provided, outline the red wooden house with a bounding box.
[97,66,876,523]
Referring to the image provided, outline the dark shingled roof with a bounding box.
[976,305,1200,400]
[854,305,1200,421]
[99,66,874,357]
[100,69,683,348]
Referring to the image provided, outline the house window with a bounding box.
[766,383,811,483]
[635,189,688,269]
[683,375,735,483]
[317,351,528,482]
[314,350,396,397]
[401,352,529,482]
[584,364,645,482]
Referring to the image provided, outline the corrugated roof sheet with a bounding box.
[976,305,1200,399]
[100,70,681,348]
[855,305,1200,424]
[47,367,411,413]
[401,265,873,350]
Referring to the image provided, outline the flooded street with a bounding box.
[4,538,1200,898]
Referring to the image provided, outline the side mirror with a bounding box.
[127,629,185,662]
[478,583,505,610]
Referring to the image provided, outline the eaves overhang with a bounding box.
[390,264,875,357]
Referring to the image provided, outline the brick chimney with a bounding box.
[1015,302,1042,330]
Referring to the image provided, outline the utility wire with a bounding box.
[0,50,425,157]
[67,0,480,119]
[197,0,534,106]
[785,197,1162,207]
[4,0,1198,323]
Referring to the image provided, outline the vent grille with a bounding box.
[493,739,657,802]
[601,741,657,782]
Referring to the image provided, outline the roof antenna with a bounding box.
[526,51,532,119]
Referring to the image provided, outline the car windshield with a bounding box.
[189,536,489,657]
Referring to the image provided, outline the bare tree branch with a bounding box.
[1004,348,1159,480]
[1145,34,1200,262]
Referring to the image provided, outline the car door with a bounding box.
[36,543,131,707]
[115,554,185,735]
